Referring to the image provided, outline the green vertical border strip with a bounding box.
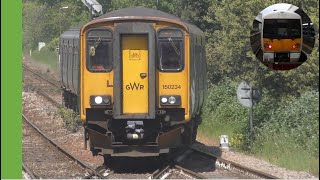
[1,0,22,179]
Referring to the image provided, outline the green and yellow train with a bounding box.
[59,7,207,158]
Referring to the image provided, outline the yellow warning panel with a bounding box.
[122,35,149,114]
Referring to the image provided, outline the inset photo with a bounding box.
[250,3,315,70]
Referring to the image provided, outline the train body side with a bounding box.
[59,29,81,111]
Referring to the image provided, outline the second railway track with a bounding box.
[23,64,61,89]
[148,146,279,179]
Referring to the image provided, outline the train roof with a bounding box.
[93,7,204,35]
[263,10,301,20]
[255,3,299,22]
[60,28,80,39]
[97,7,180,21]
[254,3,312,24]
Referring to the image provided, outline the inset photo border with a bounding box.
[250,3,316,70]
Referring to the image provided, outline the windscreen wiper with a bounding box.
[168,37,180,55]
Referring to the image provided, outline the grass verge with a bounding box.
[253,135,319,176]
[25,48,58,71]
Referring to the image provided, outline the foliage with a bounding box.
[23,0,88,51]
[255,91,319,156]
[47,37,60,51]
[199,80,248,147]
[57,107,82,133]
[23,1,48,49]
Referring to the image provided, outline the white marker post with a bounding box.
[220,135,229,151]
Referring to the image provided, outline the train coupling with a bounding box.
[104,110,113,115]
[126,121,144,140]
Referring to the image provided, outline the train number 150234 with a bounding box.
[162,85,181,89]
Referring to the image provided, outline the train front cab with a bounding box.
[261,11,302,63]
[80,19,199,157]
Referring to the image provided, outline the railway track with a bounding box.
[190,146,279,179]
[149,164,207,179]
[23,64,63,107]
[23,114,107,179]
[22,162,38,179]
[148,149,205,179]
[22,63,279,179]
[22,64,60,89]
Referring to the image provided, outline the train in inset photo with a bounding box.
[250,3,315,70]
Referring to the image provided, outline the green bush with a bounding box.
[256,91,319,156]
[251,91,319,175]
[57,108,82,133]
[47,37,60,51]
[199,80,248,148]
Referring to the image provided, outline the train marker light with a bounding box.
[103,97,110,104]
[168,96,176,104]
[95,96,103,104]
[292,44,296,49]
[268,44,272,49]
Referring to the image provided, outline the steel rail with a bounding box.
[174,165,206,179]
[149,165,172,179]
[22,114,104,179]
[83,165,114,179]
[22,162,38,179]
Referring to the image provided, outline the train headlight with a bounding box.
[168,96,176,104]
[161,97,168,103]
[268,44,272,49]
[95,96,103,104]
[90,95,112,106]
[160,95,181,106]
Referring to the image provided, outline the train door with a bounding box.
[121,35,149,114]
[113,23,155,119]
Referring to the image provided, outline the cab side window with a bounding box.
[158,29,184,71]
[86,29,113,72]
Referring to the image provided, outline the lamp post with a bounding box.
[59,6,69,35]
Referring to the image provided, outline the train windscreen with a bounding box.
[263,19,301,39]
[86,29,113,72]
[158,29,184,71]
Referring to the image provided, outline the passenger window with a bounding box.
[158,29,184,71]
[86,29,112,72]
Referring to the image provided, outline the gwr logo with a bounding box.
[126,82,144,90]
[129,50,141,60]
